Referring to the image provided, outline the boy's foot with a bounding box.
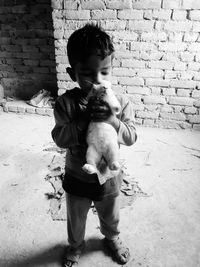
[104,237,130,264]
[63,242,85,267]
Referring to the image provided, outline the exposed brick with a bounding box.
[131,42,156,51]
[81,0,106,10]
[151,87,161,95]
[0,37,11,45]
[64,10,90,20]
[35,107,47,116]
[184,107,197,114]
[126,93,143,104]
[194,24,200,35]
[56,56,69,64]
[164,21,192,32]
[183,33,198,42]
[160,105,173,113]
[182,0,200,9]
[24,60,39,66]
[170,80,197,89]
[145,78,170,87]
[168,97,194,106]
[111,30,138,41]
[168,32,183,42]
[100,20,127,31]
[121,59,145,68]
[112,67,136,77]
[1,0,200,129]
[160,112,186,121]
[148,61,174,70]
[172,10,187,20]
[174,62,187,71]
[192,90,200,98]
[143,10,152,20]
[180,71,195,80]
[194,73,200,81]
[193,124,200,130]
[159,53,178,62]
[135,118,143,125]
[12,5,27,14]
[159,42,187,52]
[63,1,77,9]
[189,10,200,21]
[132,0,161,9]
[91,10,117,20]
[137,69,164,78]
[195,54,200,63]
[145,105,157,111]
[177,89,190,97]
[141,51,163,61]
[152,9,171,20]
[126,86,150,95]
[194,100,200,107]
[7,104,18,113]
[118,77,144,86]
[106,0,132,10]
[154,21,164,31]
[51,0,63,9]
[188,115,200,123]
[143,119,155,126]
[129,103,143,111]
[54,29,64,39]
[188,43,200,52]
[143,95,166,104]
[162,0,182,9]
[6,58,23,65]
[136,110,159,119]
[128,20,154,31]
[188,62,200,71]
[180,52,194,62]
[118,10,143,20]
[141,32,167,42]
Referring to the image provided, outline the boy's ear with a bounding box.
[67,67,76,82]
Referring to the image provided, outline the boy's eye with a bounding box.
[101,71,109,75]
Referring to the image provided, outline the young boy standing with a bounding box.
[52,24,137,266]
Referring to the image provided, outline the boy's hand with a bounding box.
[87,98,112,122]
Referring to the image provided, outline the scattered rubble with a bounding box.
[44,143,151,220]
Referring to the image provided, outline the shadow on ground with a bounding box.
[1,238,111,267]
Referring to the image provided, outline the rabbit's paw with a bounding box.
[82,164,97,174]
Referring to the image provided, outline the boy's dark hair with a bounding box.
[67,23,114,67]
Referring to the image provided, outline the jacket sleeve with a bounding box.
[117,95,137,146]
[51,95,83,148]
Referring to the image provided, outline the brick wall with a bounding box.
[0,0,57,100]
[52,0,200,130]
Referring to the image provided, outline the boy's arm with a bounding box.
[51,96,88,148]
[108,96,137,146]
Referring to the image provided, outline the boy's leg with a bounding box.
[94,195,120,239]
[66,193,92,248]
[94,196,130,264]
[64,193,92,266]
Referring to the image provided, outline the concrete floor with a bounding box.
[0,112,200,267]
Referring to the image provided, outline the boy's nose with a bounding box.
[93,73,103,85]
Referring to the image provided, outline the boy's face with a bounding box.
[69,54,112,95]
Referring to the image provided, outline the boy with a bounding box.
[52,24,137,267]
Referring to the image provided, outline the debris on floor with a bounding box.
[27,89,55,108]
[44,144,151,220]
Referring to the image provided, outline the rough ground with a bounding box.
[0,112,200,267]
